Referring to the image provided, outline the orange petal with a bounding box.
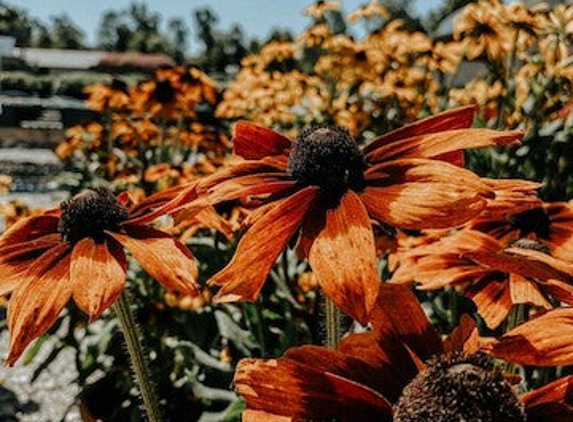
[522,376,573,422]
[361,183,487,230]
[444,314,479,354]
[466,278,512,329]
[204,173,296,205]
[106,225,199,295]
[243,410,291,422]
[308,191,380,325]
[233,121,292,159]
[485,308,573,366]
[209,187,317,302]
[465,247,573,284]
[0,214,59,246]
[366,128,522,164]
[371,284,443,361]
[71,238,126,321]
[363,106,476,154]
[7,243,72,366]
[509,273,552,309]
[235,357,393,422]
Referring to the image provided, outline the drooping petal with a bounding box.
[466,278,512,329]
[308,191,380,325]
[71,238,126,321]
[370,284,444,361]
[7,243,73,366]
[203,173,296,205]
[209,187,318,302]
[106,225,198,295]
[366,128,522,164]
[522,376,573,422]
[0,214,59,246]
[508,273,551,309]
[444,314,480,354]
[484,308,573,366]
[361,183,487,230]
[242,410,291,422]
[363,106,477,154]
[464,247,573,285]
[233,121,292,159]
[235,357,393,422]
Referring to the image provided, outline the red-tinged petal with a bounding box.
[71,238,126,321]
[485,308,573,366]
[444,314,480,354]
[127,182,201,224]
[0,214,59,246]
[542,279,573,304]
[233,121,292,159]
[366,128,522,164]
[198,158,289,195]
[363,106,477,154]
[308,191,380,325]
[371,284,444,361]
[203,173,296,206]
[465,248,573,284]
[7,243,72,366]
[466,278,512,329]
[361,183,487,230]
[509,273,552,309]
[284,344,403,404]
[235,358,393,422]
[522,376,573,422]
[106,225,199,295]
[0,233,61,263]
[209,187,318,302]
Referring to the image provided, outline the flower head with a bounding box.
[177,106,522,324]
[235,285,573,422]
[0,188,199,365]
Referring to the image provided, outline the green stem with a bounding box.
[112,291,162,422]
[325,296,341,349]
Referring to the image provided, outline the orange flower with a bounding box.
[391,229,573,329]
[184,106,522,324]
[235,285,573,422]
[0,188,199,365]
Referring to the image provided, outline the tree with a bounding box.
[50,14,85,49]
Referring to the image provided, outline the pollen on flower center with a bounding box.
[394,352,525,422]
[59,188,128,244]
[510,238,551,255]
[287,126,366,207]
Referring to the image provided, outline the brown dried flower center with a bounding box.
[394,353,525,422]
[59,188,128,244]
[287,126,366,207]
[509,207,551,239]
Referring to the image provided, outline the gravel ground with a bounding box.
[0,331,82,422]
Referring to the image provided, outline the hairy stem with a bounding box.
[112,291,162,422]
[325,296,341,349]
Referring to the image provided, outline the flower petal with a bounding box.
[366,128,522,164]
[0,214,59,246]
[466,278,512,329]
[363,106,476,154]
[71,238,126,321]
[308,191,380,325]
[209,187,318,302]
[235,357,393,422]
[522,376,573,422]
[7,243,72,366]
[361,183,487,230]
[106,225,199,295]
[233,121,292,159]
[484,308,573,366]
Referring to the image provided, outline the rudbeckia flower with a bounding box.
[192,106,522,324]
[235,285,573,422]
[0,188,199,365]
[391,229,573,328]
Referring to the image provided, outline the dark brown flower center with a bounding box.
[287,126,366,208]
[59,188,128,244]
[154,77,176,104]
[509,207,551,239]
[394,353,525,422]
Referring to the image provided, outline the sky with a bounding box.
[13,0,441,53]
